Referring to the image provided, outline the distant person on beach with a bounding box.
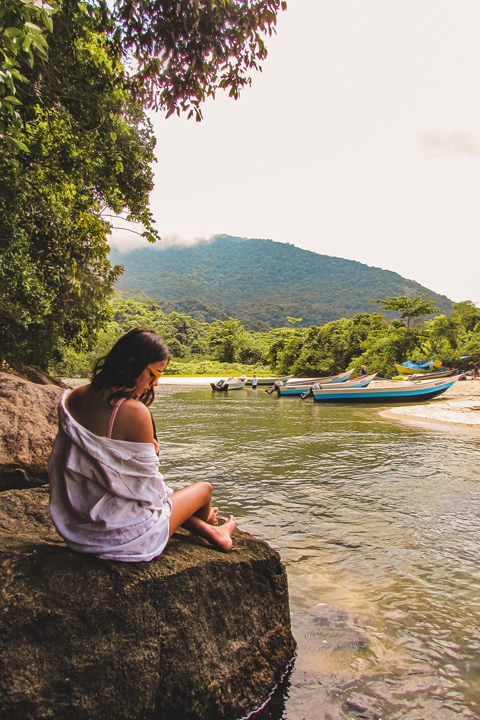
[48,328,235,562]
[252,374,258,389]
[360,364,367,376]
[474,361,479,380]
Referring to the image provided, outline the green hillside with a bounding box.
[111,235,453,331]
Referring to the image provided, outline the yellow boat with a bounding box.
[395,364,428,375]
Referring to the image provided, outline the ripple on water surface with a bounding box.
[152,385,480,719]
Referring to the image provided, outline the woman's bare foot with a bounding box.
[210,515,235,552]
[207,507,219,526]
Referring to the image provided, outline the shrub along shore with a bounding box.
[51,292,480,380]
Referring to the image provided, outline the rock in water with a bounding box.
[0,372,63,491]
[0,487,295,720]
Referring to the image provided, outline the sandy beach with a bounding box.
[380,379,480,435]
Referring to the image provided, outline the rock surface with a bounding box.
[0,487,295,720]
[0,372,63,491]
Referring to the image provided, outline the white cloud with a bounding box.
[420,131,480,158]
[108,227,215,254]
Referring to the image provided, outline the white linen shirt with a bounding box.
[48,391,173,562]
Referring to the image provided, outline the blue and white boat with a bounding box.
[309,377,458,403]
[278,373,377,397]
[268,368,357,395]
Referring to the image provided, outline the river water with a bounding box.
[151,385,480,720]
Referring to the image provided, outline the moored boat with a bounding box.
[285,368,356,386]
[395,364,428,375]
[211,377,247,391]
[246,374,294,386]
[309,377,458,403]
[267,368,357,395]
[278,373,378,397]
[404,368,458,381]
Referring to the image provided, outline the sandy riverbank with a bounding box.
[379,379,480,435]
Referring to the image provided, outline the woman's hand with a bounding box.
[153,439,160,455]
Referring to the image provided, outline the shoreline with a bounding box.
[379,408,480,437]
[378,379,480,436]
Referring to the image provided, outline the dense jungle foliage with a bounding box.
[112,235,453,332]
[0,0,284,369]
[51,294,480,378]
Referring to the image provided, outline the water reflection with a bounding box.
[152,385,480,719]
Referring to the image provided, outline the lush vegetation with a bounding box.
[51,294,480,379]
[0,0,285,370]
[265,300,480,377]
[112,234,453,332]
[51,292,271,376]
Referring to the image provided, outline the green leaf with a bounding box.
[4,135,29,152]
[24,22,43,33]
[29,33,48,49]
[9,69,29,83]
[41,11,53,32]
[3,95,22,105]
[4,27,22,38]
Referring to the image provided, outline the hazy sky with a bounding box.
[110,0,480,305]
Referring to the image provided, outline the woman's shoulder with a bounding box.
[113,399,154,444]
[118,398,151,422]
[64,384,89,414]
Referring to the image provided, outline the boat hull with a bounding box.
[285,368,355,386]
[403,369,457,381]
[211,380,247,391]
[395,364,428,375]
[311,379,457,403]
[246,375,294,386]
[280,373,377,396]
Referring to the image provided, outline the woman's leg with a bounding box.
[169,482,235,551]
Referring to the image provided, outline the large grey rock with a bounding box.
[0,372,63,491]
[0,487,295,720]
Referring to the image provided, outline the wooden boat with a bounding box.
[211,377,247,391]
[246,374,294,386]
[285,368,356,386]
[309,377,458,403]
[278,373,377,397]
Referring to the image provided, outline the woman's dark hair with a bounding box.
[91,328,170,407]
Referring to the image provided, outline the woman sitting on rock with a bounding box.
[48,327,235,562]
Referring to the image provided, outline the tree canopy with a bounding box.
[110,0,287,121]
[370,293,441,330]
[0,0,285,369]
[1,0,286,146]
[0,1,157,367]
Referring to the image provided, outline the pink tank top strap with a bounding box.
[107,397,126,439]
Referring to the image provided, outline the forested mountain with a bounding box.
[111,235,453,331]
